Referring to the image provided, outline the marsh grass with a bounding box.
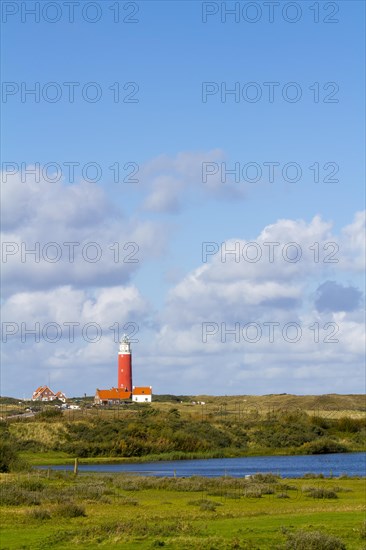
[0,471,365,549]
[0,482,41,505]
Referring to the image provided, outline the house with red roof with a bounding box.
[32,386,67,402]
[32,386,56,401]
[94,386,153,405]
[55,391,67,403]
[132,386,152,403]
[94,388,132,405]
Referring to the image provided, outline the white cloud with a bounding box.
[339,210,366,271]
[141,149,248,213]
[146,213,365,394]
[1,170,167,294]
[1,156,364,397]
[1,285,150,397]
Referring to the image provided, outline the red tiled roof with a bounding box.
[132,386,152,396]
[33,386,55,397]
[96,388,131,400]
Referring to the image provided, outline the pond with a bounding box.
[38,452,366,478]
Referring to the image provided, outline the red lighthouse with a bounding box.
[118,334,132,391]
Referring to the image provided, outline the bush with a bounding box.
[303,487,338,499]
[199,500,218,511]
[284,529,346,549]
[243,487,262,498]
[18,479,45,492]
[187,499,221,512]
[300,439,348,454]
[27,508,51,520]
[37,409,63,421]
[118,497,139,506]
[0,441,28,472]
[251,473,279,483]
[54,502,86,518]
[0,484,41,506]
[335,416,365,433]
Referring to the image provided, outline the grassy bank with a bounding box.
[4,405,365,466]
[20,446,366,467]
[0,470,365,549]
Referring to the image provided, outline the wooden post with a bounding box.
[74,458,79,475]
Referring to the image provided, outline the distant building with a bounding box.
[94,388,131,405]
[32,386,67,402]
[132,386,152,403]
[55,391,67,403]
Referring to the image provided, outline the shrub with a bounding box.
[118,497,139,506]
[199,500,218,511]
[276,492,290,498]
[243,487,262,498]
[303,487,338,499]
[18,479,45,492]
[37,409,63,421]
[0,441,28,472]
[284,529,346,549]
[251,473,279,483]
[336,416,365,433]
[27,508,51,520]
[300,439,348,454]
[309,416,331,430]
[0,484,41,506]
[54,502,86,518]
[187,499,221,511]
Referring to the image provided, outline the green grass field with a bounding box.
[1,395,365,548]
[1,471,365,549]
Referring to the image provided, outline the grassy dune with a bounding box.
[1,394,363,465]
[0,471,365,549]
[0,395,366,471]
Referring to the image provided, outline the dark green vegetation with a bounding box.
[0,427,29,473]
[0,471,365,549]
[2,404,365,463]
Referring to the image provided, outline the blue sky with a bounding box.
[1,0,365,398]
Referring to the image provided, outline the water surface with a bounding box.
[39,452,366,478]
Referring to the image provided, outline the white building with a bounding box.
[132,386,152,403]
